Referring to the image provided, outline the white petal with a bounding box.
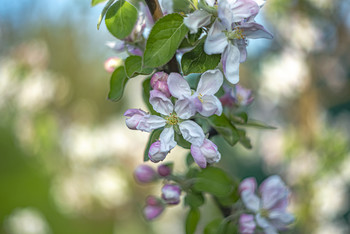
[231,0,260,23]
[255,214,278,234]
[175,98,196,119]
[190,145,207,168]
[241,190,260,212]
[179,120,205,146]
[259,175,289,210]
[159,127,177,152]
[239,177,257,194]
[184,10,212,34]
[222,43,240,84]
[137,115,166,132]
[197,69,223,95]
[149,90,174,116]
[198,95,223,117]
[204,20,227,55]
[269,211,295,225]
[167,73,191,99]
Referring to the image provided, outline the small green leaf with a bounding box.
[205,115,240,146]
[92,0,108,7]
[186,153,195,167]
[185,192,205,208]
[238,129,252,149]
[144,13,189,68]
[185,208,200,234]
[184,73,201,89]
[173,0,192,13]
[108,66,128,101]
[194,167,234,197]
[105,0,138,39]
[243,119,277,129]
[124,56,153,78]
[144,129,163,161]
[230,112,248,124]
[96,0,115,29]
[181,38,221,75]
[142,77,157,115]
[175,133,191,149]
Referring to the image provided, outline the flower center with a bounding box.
[165,113,179,125]
[260,209,269,218]
[198,93,204,103]
[226,27,245,40]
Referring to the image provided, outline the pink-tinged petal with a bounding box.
[167,73,191,99]
[184,10,212,34]
[241,190,260,212]
[239,214,256,234]
[235,39,248,63]
[204,20,228,55]
[230,0,260,23]
[157,164,172,177]
[124,109,148,130]
[259,175,289,210]
[149,90,174,115]
[190,145,207,168]
[179,120,205,146]
[151,72,168,87]
[197,69,223,95]
[217,0,234,29]
[143,204,164,220]
[256,214,278,234]
[240,22,273,39]
[198,95,223,117]
[106,40,125,52]
[269,211,295,226]
[200,139,221,164]
[161,184,181,205]
[222,43,240,84]
[175,98,196,119]
[159,127,177,152]
[137,115,166,132]
[148,141,168,162]
[239,177,257,194]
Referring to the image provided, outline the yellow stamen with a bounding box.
[165,113,179,125]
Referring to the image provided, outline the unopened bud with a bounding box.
[161,184,181,205]
[134,165,157,183]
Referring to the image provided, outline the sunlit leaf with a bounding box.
[108,66,128,101]
[185,208,200,234]
[124,55,153,78]
[96,0,115,29]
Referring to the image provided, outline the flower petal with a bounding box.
[197,69,223,95]
[137,115,166,132]
[222,43,240,84]
[241,22,273,39]
[179,120,205,146]
[269,211,295,226]
[230,0,260,23]
[239,177,257,194]
[239,214,256,234]
[159,126,177,152]
[184,10,212,34]
[149,90,174,116]
[256,214,278,234]
[198,95,223,117]
[175,98,196,119]
[204,19,228,55]
[167,73,191,99]
[190,145,207,168]
[241,190,260,212]
[259,175,289,210]
[235,39,248,63]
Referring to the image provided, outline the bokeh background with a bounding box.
[0,0,350,233]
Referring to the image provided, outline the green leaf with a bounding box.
[181,38,221,75]
[204,219,222,234]
[230,112,248,124]
[243,119,277,129]
[124,56,153,78]
[185,192,205,208]
[108,66,128,101]
[144,129,163,161]
[175,133,191,149]
[194,167,234,197]
[96,0,115,29]
[142,77,157,115]
[185,208,200,234]
[205,115,240,146]
[144,13,189,67]
[186,153,195,167]
[238,129,252,149]
[184,73,201,89]
[105,0,138,39]
[173,0,192,13]
[92,0,108,7]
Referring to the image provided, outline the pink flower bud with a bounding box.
[150,72,171,98]
[144,196,164,220]
[148,141,168,163]
[239,214,256,234]
[104,57,122,73]
[124,109,147,130]
[161,184,181,205]
[157,164,172,177]
[134,165,157,183]
[190,139,221,168]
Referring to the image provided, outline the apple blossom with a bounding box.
[190,139,221,168]
[134,164,157,183]
[161,184,181,205]
[143,196,164,220]
[239,214,256,234]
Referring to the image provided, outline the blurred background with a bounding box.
[0,0,349,233]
